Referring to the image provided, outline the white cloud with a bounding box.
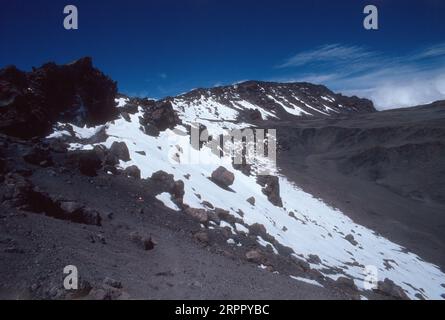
[278,44,377,68]
[278,43,445,110]
[362,72,445,110]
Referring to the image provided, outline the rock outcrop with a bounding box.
[0,57,118,139]
[256,175,283,207]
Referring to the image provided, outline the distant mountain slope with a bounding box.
[167,81,375,128]
[274,100,445,274]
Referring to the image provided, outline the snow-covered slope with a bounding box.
[46,94,445,300]
[168,81,375,125]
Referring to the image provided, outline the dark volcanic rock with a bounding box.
[123,165,141,179]
[2,173,101,225]
[245,249,264,263]
[110,141,130,162]
[149,170,185,204]
[185,207,208,223]
[256,175,283,207]
[0,57,118,139]
[211,166,235,187]
[139,101,180,136]
[374,278,410,300]
[69,150,103,177]
[246,196,255,206]
[345,234,358,246]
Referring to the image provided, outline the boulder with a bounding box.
[185,207,208,223]
[375,278,410,300]
[202,201,214,209]
[109,141,130,162]
[211,166,235,187]
[245,249,264,263]
[193,231,209,244]
[248,223,267,237]
[139,101,180,136]
[246,196,255,206]
[308,254,322,265]
[172,180,185,202]
[345,234,358,246]
[335,276,357,291]
[256,175,283,207]
[150,170,184,203]
[123,165,141,179]
[77,207,102,226]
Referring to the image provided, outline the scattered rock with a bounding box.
[130,231,156,251]
[374,278,410,300]
[291,256,310,272]
[308,254,322,265]
[248,223,267,237]
[150,170,184,203]
[335,276,357,291]
[172,180,185,202]
[96,233,106,244]
[110,141,130,162]
[202,201,214,209]
[256,175,283,207]
[185,207,208,223]
[415,293,425,300]
[345,234,358,246]
[123,165,141,179]
[193,231,209,244]
[246,196,255,206]
[211,166,235,187]
[75,207,102,226]
[245,249,264,263]
[139,101,180,136]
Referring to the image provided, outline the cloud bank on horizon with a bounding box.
[277,43,445,110]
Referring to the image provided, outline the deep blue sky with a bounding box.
[1,0,444,108]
